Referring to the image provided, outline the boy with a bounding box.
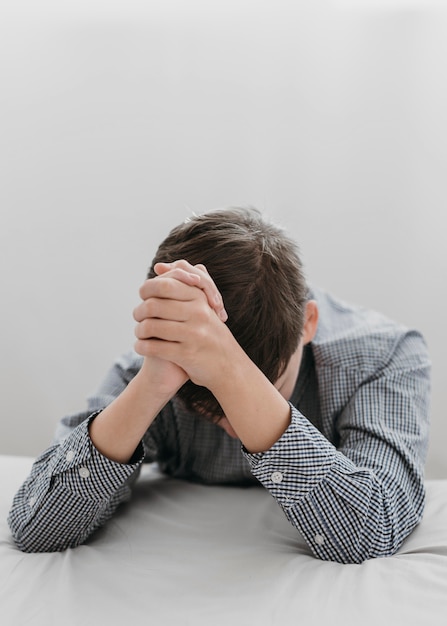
[8,207,431,563]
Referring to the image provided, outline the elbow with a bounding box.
[10,529,83,553]
[312,531,410,565]
[8,522,61,553]
[8,520,47,554]
[8,513,85,553]
[11,535,47,554]
[308,486,425,565]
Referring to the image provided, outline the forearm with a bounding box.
[210,349,292,453]
[8,417,143,552]
[88,362,180,464]
[244,406,426,563]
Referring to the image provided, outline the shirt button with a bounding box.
[315,534,325,546]
[65,450,75,463]
[28,496,36,507]
[271,471,283,484]
[78,467,90,479]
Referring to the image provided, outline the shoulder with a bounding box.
[309,286,429,375]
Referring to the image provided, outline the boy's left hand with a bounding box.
[153,260,228,322]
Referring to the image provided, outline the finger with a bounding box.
[157,267,202,289]
[135,336,180,362]
[134,318,182,342]
[155,260,228,322]
[194,263,209,275]
[154,262,200,286]
[189,262,225,316]
[133,297,189,323]
[139,275,198,302]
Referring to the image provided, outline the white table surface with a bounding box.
[1,455,447,626]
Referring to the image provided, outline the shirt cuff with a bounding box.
[242,404,337,507]
[49,411,145,501]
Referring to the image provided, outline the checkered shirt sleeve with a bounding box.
[244,328,430,563]
[8,413,144,552]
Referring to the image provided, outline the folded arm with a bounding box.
[244,330,430,563]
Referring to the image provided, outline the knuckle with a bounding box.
[132,304,141,322]
[144,299,157,318]
[170,268,187,281]
[195,263,206,272]
[173,259,189,270]
[195,303,211,326]
[162,278,175,298]
[139,280,150,299]
[135,320,148,339]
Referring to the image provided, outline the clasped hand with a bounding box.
[133,260,234,392]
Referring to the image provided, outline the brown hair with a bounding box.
[148,207,308,419]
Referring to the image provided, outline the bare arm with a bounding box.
[134,265,292,453]
[89,260,228,463]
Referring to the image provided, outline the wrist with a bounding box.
[210,350,291,453]
[138,356,188,403]
[88,362,180,465]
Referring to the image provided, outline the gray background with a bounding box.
[1,0,446,477]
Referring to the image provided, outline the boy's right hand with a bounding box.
[133,260,227,399]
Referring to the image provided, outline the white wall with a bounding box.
[1,0,446,477]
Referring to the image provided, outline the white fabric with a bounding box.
[1,455,447,625]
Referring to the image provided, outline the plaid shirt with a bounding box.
[8,287,431,563]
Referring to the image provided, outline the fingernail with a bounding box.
[219,308,228,322]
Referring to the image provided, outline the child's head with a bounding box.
[149,206,308,419]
